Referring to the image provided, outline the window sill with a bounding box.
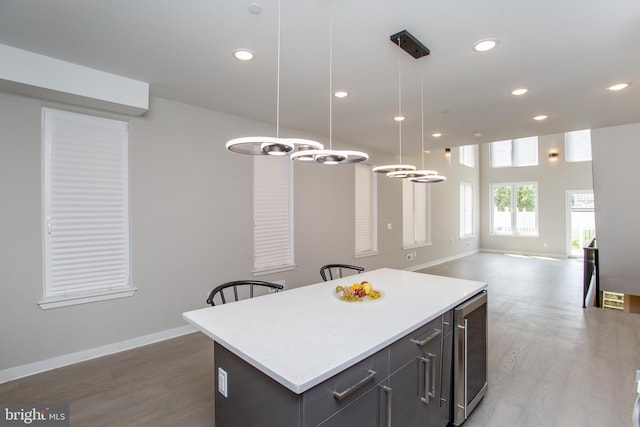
[355,250,379,259]
[253,264,296,276]
[489,233,539,238]
[403,242,433,250]
[38,287,137,310]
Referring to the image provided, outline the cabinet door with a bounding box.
[317,383,388,427]
[389,338,442,427]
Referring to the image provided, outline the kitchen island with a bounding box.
[183,268,487,426]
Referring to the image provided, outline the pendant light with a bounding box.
[373,37,416,177]
[410,72,446,184]
[226,0,323,157]
[290,0,368,165]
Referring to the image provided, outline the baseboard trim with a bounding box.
[406,249,480,272]
[0,324,197,384]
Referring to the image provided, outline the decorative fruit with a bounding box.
[362,282,372,295]
[335,281,381,302]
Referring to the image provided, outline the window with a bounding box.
[403,179,431,248]
[354,164,378,256]
[41,108,133,309]
[490,137,538,168]
[460,182,474,238]
[459,145,476,168]
[253,155,294,273]
[565,129,592,162]
[490,182,538,236]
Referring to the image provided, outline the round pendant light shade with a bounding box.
[225,1,323,159]
[410,171,447,183]
[291,149,368,164]
[226,137,295,156]
[372,164,416,174]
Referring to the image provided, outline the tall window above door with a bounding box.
[253,155,294,273]
[490,137,538,168]
[402,179,431,249]
[565,129,592,162]
[354,164,378,257]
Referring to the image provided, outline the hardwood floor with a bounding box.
[1,252,639,426]
[420,252,640,427]
[0,332,216,426]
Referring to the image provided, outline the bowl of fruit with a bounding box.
[334,281,382,302]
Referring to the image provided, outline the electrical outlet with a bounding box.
[218,367,228,397]
[407,253,415,261]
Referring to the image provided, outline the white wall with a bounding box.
[479,133,594,256]
[592,123,640,295]
[0,91,478,376]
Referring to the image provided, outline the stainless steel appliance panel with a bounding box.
[453,291,487,426]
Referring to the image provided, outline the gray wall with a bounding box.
[479,133,594,256]
[592,123,640,295]
[0,92,478,373]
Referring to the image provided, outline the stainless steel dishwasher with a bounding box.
[452,290,488,426]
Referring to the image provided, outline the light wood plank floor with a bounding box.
[419,252,640,427]
[2,252,639,426]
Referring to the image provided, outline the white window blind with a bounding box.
[460,182,474,237]
[513,137,538,166]
[253,155,294,272]
[402,180,430,248]
[459,145,476,168]
[42,108,132,307]
[565,129,592,162]
[354,164,378,256]
[491,137,538,167]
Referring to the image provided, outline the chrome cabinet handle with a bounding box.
[332,370,377,400]
[418,356,431,404]
[410,328,441,346]
[463,318,468,418]
[381,385,392,427]
[427,352,436,400]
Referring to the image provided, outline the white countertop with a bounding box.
[183,268,486,394]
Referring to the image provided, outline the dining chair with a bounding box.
[206,280,284,306]
[319,264,365,281]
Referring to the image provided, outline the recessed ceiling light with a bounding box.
[432,132,442,138]
[394,116,405,122]
[233,49,255,61]
[533,115,548,121]
[607,83,630,91]
[512,88,528,96]
[473,38,498,52]
[247,2,262,14]
[334,91,349,98]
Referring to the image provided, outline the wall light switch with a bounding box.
[387,223,393,230]
[218,367,228,397]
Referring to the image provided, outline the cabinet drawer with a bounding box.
[390,315,442,374]
[302,347,388,427]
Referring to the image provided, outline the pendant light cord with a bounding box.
[421,71,425,169]
[397,37,402,164]
[328,0,333,150]
[276,0,281,139]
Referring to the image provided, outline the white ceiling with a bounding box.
[1,0,639,155]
